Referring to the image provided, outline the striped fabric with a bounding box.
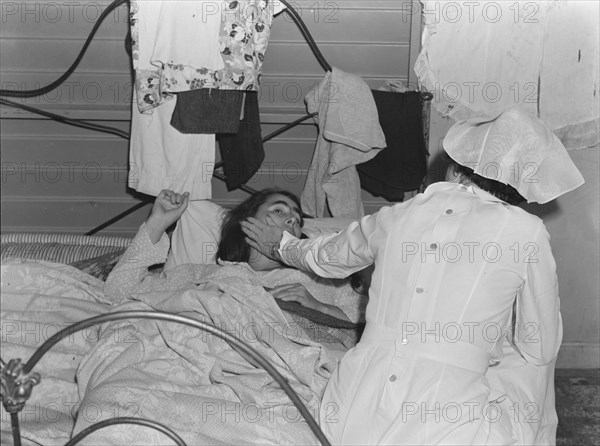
[1,232,133,264]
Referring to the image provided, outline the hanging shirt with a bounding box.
[277,181,562,445]
[301,68,386,219]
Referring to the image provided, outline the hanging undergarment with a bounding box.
[216,91,265,191]
[357,91,429,201]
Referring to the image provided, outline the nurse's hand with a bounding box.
[241,215,285,260]
[146,189,189,244]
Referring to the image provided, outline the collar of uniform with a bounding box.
[424,181,506,204]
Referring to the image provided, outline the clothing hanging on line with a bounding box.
[357,90,429,201]
[131,0,283,112]
[301,68,386,219]
[129,96,215,199]
[216,91,265,190]
[170,90,245,134]
[129,0,284,198]
[169,89,265,191]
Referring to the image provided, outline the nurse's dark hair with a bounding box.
[448,158,526,205]
[216,189,303,263]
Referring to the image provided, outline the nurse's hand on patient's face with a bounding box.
[146,189,189,243]
[241,215,285,260]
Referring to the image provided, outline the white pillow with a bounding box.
[164,200,355,268]
[165,200,225,268]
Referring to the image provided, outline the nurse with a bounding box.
[241,107,584,445]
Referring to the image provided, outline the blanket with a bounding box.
[1,260,351,445]
[1,260,111,445]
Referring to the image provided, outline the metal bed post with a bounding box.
[0,311,332,446]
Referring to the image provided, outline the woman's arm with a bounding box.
[242,207,389,278]
[104,190,189,303]
[269,283,352,321]
[513,223,562,365]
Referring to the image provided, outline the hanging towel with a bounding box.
[301,68,386,218]
[357,91,428,201]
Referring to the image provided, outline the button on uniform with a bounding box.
[389,375,397,382]
[445,209,453,215]
[415,286,424,294]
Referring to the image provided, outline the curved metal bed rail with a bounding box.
[1,311,332,446]
[64,417,187,446]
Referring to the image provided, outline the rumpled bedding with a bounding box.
[1,260,349,445]
[1,260,110,446]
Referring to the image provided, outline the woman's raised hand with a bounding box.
[146,189,189,243]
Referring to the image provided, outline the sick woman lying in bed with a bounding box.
[64,189,369,445]
[105,188,367,328]
[2,190,367,445]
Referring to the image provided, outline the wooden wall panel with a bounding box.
[0,0,422,235]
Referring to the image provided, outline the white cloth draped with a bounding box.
[415,0,599,150]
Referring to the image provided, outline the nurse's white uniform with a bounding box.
[278,182,562,445]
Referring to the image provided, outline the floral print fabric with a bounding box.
[131,0,277,113]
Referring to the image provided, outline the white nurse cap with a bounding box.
[443,107,585,204]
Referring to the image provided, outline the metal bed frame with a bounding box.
[1,311,331,446]
[0,1,432,443]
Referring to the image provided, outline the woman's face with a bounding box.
[253,193,302,237]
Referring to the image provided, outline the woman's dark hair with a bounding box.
[350,264,375,296]
[450,159,526,205]
[216,189,302,263]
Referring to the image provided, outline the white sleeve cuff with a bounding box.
[278,230,299,263]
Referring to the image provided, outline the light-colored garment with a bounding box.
[444,107,585,204]
[279,182,562,445]
[130,0,284,112]
[127,1,285,198]
[486,339,559,445]
[302,68,386,219]
[128,1,222,198]
[414,0,599,150]
[128,98,216,199]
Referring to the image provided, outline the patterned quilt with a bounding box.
[1,260,350,445]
